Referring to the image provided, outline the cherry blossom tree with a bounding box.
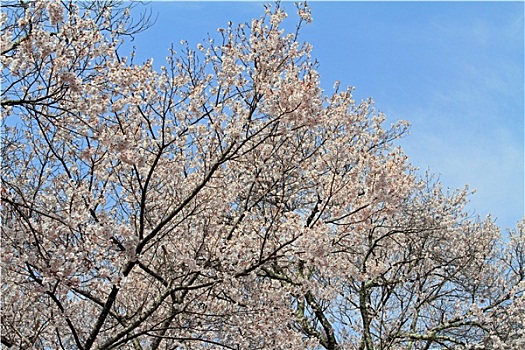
[1,1,523,349]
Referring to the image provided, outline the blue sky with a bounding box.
[127,1,524,230]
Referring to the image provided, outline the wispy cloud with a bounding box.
[381,4,525,228]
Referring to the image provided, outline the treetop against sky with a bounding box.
[127,1,524,230]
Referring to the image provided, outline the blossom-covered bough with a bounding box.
[1,1,524,349]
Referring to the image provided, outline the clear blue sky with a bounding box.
[127,1,524,230]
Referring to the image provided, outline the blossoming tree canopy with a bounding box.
[1,1,524,349]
